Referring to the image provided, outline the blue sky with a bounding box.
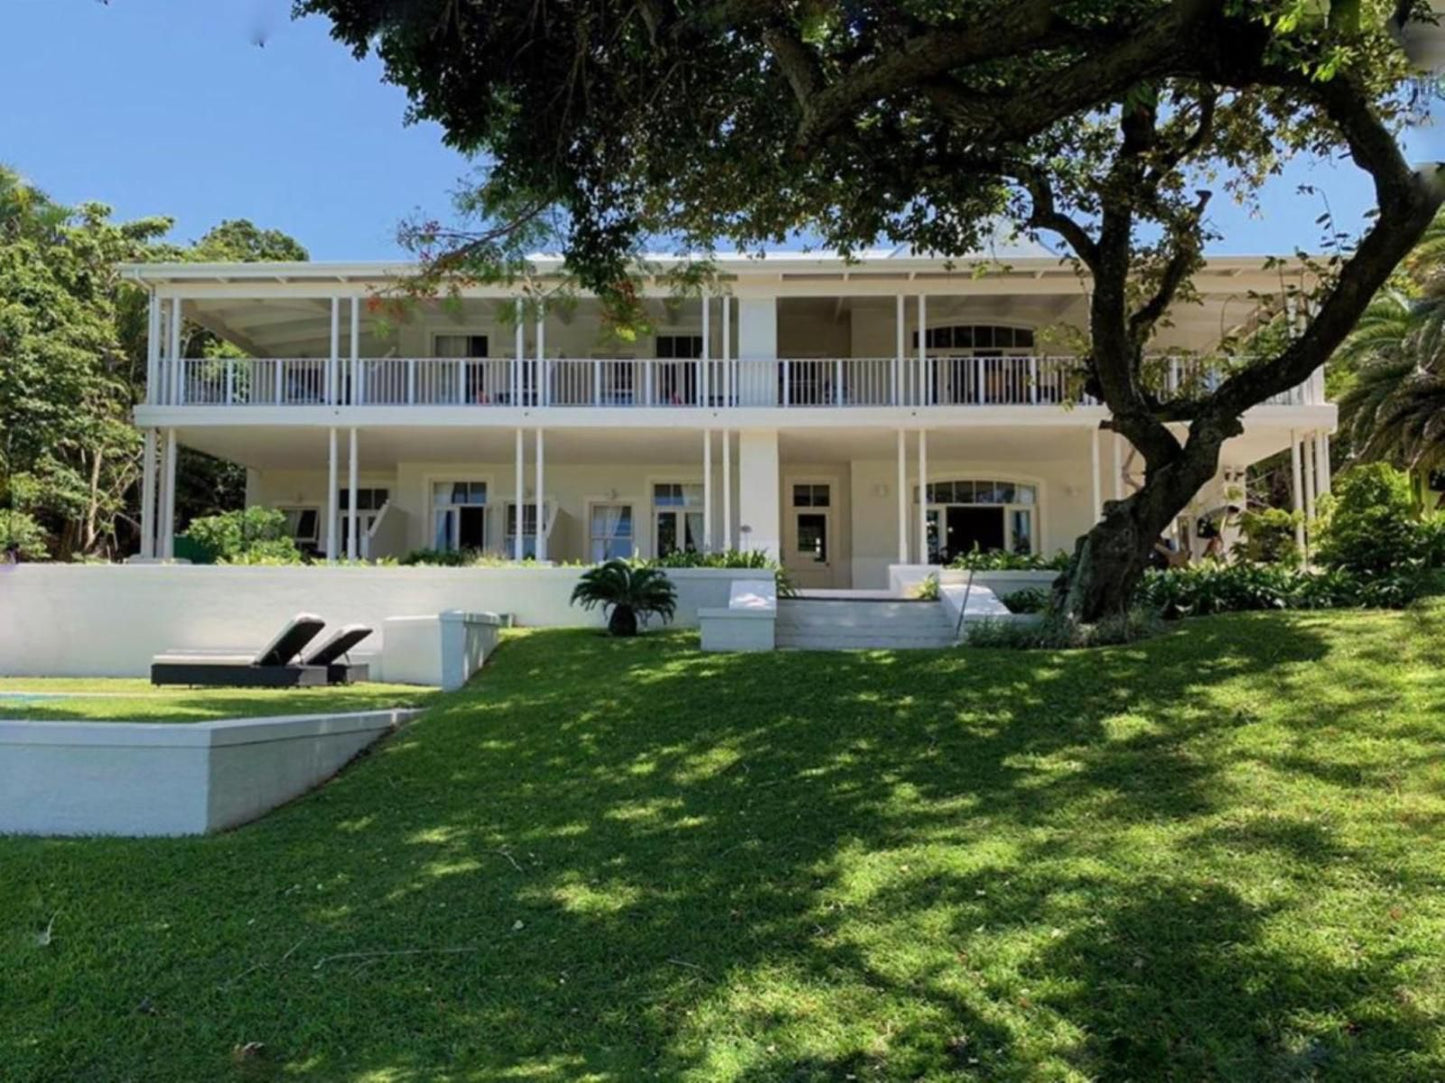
[0,0,1395,261]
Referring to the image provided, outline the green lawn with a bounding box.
[3,606,1444,1081]
[0,679,438,722]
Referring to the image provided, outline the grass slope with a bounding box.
[2,608,1444,1081]
[0,679,437,722]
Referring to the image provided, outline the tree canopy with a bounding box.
[0,167,308,559]
[301,0,1445,618]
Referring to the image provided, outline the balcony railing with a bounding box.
[158,355,1324,409]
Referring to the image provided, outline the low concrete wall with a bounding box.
[0,708,420,837]
[0,565,734,678]
[889,563,1058,597]
[700,579,778,652]
[382,610,503,689]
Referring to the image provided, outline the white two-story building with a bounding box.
[122,247,1335,590]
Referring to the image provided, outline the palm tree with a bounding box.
[1336,214,1445,505]
[569,560,677,636]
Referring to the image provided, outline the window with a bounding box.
[590,504,634,562]
[339,487,389,512]
[280,507,319,545]
[912,324,1035,350]
[792,483,831,508]
[653,483,704,556]
[917,479,1038,559]
[796,513,827,562]
[433,334,489,358]
[505,502,539,559]
[432,481,487,551]
[655,334,703,359]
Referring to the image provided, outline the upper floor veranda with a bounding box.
[123,251,1332,427]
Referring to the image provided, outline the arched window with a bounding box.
[914,479,1038,561]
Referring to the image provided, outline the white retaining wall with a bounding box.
[0,565,735,678]
[0,708,420,837]
[382,610,504,689]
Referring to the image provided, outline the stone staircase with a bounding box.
[775,597,957,650]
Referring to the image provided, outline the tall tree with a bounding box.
[0,168,170,558]
[301,0,1445,619]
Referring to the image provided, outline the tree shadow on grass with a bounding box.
[3,611,1442,1081]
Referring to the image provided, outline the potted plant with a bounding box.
[569,560,677,636]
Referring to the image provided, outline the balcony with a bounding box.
[154,355,1325,410]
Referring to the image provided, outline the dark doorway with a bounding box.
[458,507,487,549]
[943,506,1005,561]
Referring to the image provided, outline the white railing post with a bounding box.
[835,358,844,406]
[894,294,904,405]
[593,358,602,405]
[328,297,340,404]
[349,296,360,406]
[406,358,416,405]
[782,358,791,407]
[225,360,235,405]
[976,356,986,405]
[645,359,654,406]
[1029,357,1039,404]
[273,360,283,404]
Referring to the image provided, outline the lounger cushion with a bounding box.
[304,625,373,666]
[255,613,326,666]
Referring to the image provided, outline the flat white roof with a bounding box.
[118,250,1298,287]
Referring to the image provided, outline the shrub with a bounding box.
[570,559,677,636]
[1001,586,1051,614]
[0,509,49,561]
[645,548,796,596]
[948,546,1071,572]
[910,574,941,600]
[1315,464,1423,576]
[1137,561,1425,617]
[181,507,302,565]
[400,547,480,567]
[966,608,1158,649]
[1237,507,1301,566]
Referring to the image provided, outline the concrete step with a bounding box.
[775,599,956,650]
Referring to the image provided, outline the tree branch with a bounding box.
[1129,189,1212,347]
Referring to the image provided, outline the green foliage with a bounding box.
[570,559,677,636]
[0,508,48,561]
[180,507,302,565]
[910,574,941,601]
[1001,586,1052,614]
[965,608,1159,649]
[1137,560,1425,617]
[948,546,1071,572]
[1315,463,1425,576]
[645,548,795,597]
[400,547,481,567]
[1238,507,1302,566]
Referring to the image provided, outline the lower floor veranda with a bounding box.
[136,420,1334,590]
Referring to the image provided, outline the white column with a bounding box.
[1303,432,1318,523]
[168,296,182,404]
[513,298,524,404]
[702,294,711,408]
[894,294,905,405]
[737,430,781,556]
[146,293,160,405]
[722,429,732,551]
[735,297,777,405]
[1315,431,1331,499]
[722,294,732,404]
[347,428,360,561]
[325,428,338,564]
[534,428,546,561]
[917,428,929,564]
[160,429,178,559]
[514,428,525,561]
[896,428,908,562]
[916,294,928,406]
[349,296,360,405]
[535,302,546,407]
[703,429,714,550]
[1112,432,1124,502]
[139,428,158,558]
[328,297,340,404]
[1300,427,1312,558]
[1090,428,1102,522]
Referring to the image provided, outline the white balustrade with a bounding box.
[156,355,1318,409]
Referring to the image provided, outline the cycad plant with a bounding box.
[569,559,677,636]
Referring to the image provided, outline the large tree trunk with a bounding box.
[1054,427,1227,623]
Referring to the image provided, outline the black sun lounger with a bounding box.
[150,614,329,687]
[302,625,373,685]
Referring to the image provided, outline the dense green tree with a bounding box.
[0,167,169,558]
[301,0,1445,620]
[0,166,309,558]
